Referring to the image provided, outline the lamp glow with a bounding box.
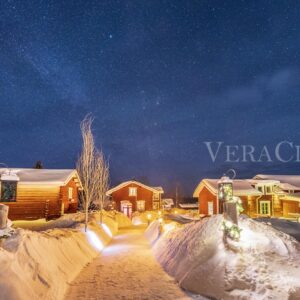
[101,223,112,237]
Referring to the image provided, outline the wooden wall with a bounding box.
[2,177,80,220]
[60,178,79,214]
[198,186,218,215]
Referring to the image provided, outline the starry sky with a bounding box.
[1,1,300,196]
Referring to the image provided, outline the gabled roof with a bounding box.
[253,174,300,189]
[0,168,82,188]
[193,179,262,198]
[106,180,164,196]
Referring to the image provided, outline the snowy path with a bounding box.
[65,226,192,300]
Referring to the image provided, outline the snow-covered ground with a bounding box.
[65,225,195,300]
[147,215,300,300]
[0,211,130,300]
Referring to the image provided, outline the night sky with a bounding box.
[1,1,300,195]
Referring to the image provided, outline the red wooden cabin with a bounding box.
[0,168,82,220]
[106,180,164,217]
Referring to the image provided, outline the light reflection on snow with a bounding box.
[101,223,113,237]
[163,223,176,233]
[85,229,104,251]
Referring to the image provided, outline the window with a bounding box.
[153,193,159,201]
[136,200,145,212]
[129,187,137,197]
[153,202,159,210]
[1,181,17,202]
[260,201,270,215]
[257,186,263,193]
[68,187,73,200]
[265,186,272,194]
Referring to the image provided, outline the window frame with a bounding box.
[0,180,18,202]
[129,187,137,197]
[136,200,145,212]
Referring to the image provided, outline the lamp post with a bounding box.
[147,213,152,226]
[218,169,241,241]
[217,175,233,214]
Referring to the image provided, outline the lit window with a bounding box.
[68,187,73,199]
[129,187,137,196]
[1,181,17,202]
[153,193,159,200]
[136,200,145,211]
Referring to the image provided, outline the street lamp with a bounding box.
[218,175,233,213]
[147,213,152,226]
[218,169,241,241]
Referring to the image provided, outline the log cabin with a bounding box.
[106,180,164,217]
[0,168,82,220]
[193,175,300,218]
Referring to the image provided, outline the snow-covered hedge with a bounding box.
[151,215,300,299]
[0,213,117,300]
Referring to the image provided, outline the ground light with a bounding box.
[158,217,164,235]
[101,223,112,237]
[84,228,104,251]
[147,213,152,225]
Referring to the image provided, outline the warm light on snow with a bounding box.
[85,229,104,251]
[101,223,112,237]
[163,223,176,233]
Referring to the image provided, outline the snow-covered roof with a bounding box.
[193,179,262,198]
[254,174,300,190]
[179,203,198,209]
[162,198,174,206]
[0,168,82,188]
[106,180,164,195]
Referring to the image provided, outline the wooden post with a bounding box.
[0,204,9,229]
[223,202,238,225]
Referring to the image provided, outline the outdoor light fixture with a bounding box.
[218,175,233,212]
[147,213,152,225]
[218,169,242,241]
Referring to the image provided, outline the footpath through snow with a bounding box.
[65,225,194,300]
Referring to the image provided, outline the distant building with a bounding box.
[162,198,174,210]
[0,168,82,220]
[106,180,164,217]
[193,175,300,218]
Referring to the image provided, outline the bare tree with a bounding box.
[77,115,109,231]
[95,150,109,224]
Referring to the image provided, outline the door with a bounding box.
[208,201,214,215]
[120,201,133,218]
[260,201,271,215]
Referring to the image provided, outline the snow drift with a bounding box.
[150,215,300,299]
[0,213,118,300]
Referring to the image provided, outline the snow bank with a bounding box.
[113,212,132,228]
[152,215,300,299]
[144,221,161,244]
[0,216,116,300]
[13,211,125,233]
